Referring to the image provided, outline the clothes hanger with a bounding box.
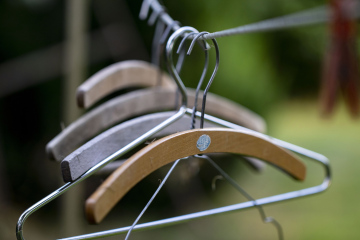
[47,87,266,161]
[86,127,307,224]
[16,26,331,240]
[61,111,263,182]
[76,60,176,108]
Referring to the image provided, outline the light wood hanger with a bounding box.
[47,87,266,161]
[61,111,263,182]
[77,60,176,108]
[85,128,306,224]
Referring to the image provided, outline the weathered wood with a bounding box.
[85,128,306,224]
[47,88,175,161]
[47,88,266,161]
[76,60,176,108]
[61,112,221,182]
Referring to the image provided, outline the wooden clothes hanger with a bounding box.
[76,60,176,108]
[61,111,263,182]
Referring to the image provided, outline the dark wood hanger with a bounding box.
[61,111,264,182]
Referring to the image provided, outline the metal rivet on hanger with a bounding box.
[196,134,211,151]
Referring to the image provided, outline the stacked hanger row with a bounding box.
[16,6,331,240]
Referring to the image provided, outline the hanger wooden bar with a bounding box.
[47,87,266,161]
[77,60,176,108]
[85,128,306,224]
[61,112,263,182]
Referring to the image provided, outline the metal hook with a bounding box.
[159,21,181,45]
[176,33,211,73]
[147,7,166,26]
[176,32,210,129]
[175,32,194,74]
[151,19,166,66]
[188,32,220,128]
[166,26,199,108]
[139,0,155,20]
[153,20,181,88]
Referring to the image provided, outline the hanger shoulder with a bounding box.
[77,60,176,108]
[85,128,306,224]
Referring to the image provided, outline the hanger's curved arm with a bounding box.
[85,128,306,224]
[47,87,266,161]
[77,60,176,108]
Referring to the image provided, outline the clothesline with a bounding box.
[142,0,360,40]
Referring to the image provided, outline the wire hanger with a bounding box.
[76,60,176,109]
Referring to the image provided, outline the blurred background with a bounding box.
[1,0,359,239]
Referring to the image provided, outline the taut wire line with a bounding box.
[144,0,360,40]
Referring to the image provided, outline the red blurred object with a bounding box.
[321,0,359,117]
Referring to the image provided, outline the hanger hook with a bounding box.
[139,0,155,20]
[147,7,166,26]
[160,21,181,45]
[188,32,220,128]
[176,32,210,129]
[166,26,198,107]
[151,20,166,66]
